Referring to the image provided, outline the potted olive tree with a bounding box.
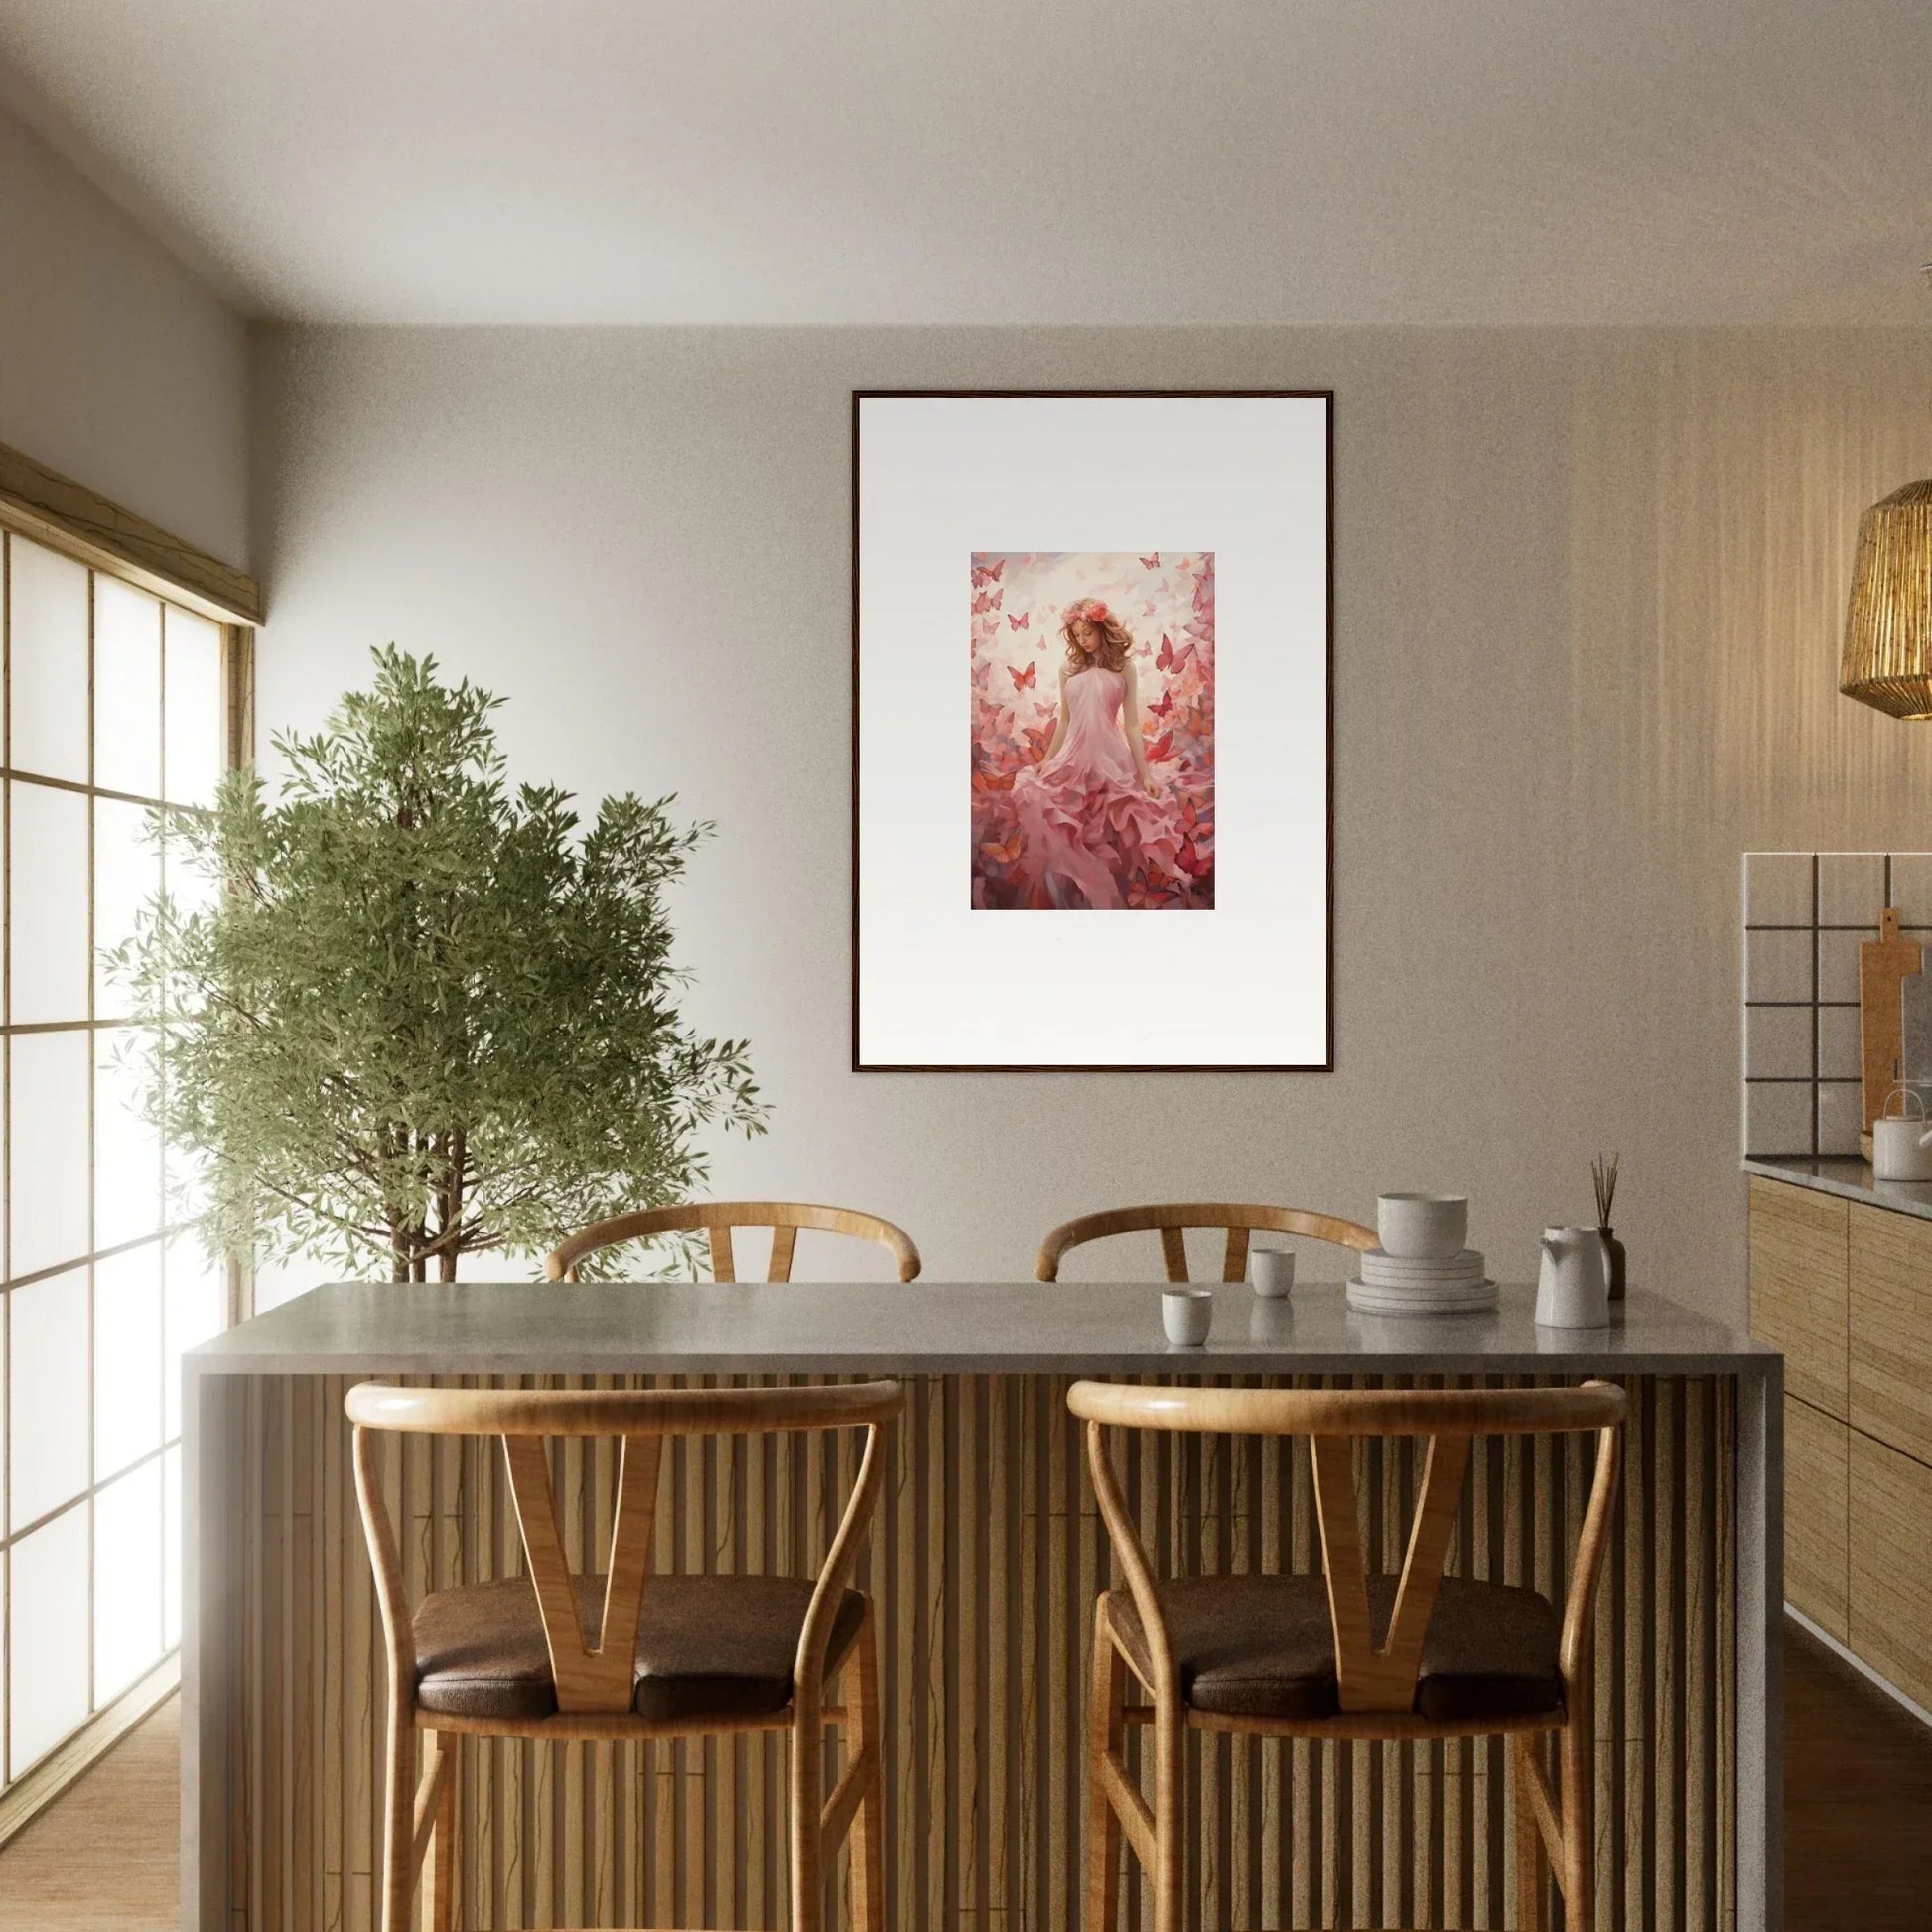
[109,646,766,1282]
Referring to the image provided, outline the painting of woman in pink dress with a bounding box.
[971,552,1214,910]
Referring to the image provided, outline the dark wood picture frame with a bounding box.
[851,388,1334,1073]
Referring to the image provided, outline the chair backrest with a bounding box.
[345,1380,904,1717]
[1035,1201,1376,1285]
[545,1201,921,1284]
[1066,1380,1625,1714]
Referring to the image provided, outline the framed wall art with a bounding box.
[852,389,1332,1071]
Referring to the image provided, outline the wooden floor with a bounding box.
[0,1622,1924,1929]
[1783,1618,1932,1931]
[0,1697,178,1929]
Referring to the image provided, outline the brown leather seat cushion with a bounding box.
[1107,1574,1563,1724]
[413,1574,866,1724]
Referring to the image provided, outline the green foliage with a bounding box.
[107,646,766,1281]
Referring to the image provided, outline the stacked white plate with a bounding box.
[1345,1246,1497,1316]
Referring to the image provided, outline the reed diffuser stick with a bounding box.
[1591,1151,1620,1229]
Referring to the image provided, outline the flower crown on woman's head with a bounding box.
[1067,598,1110,624]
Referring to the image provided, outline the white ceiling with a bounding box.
[1,0,1928,326]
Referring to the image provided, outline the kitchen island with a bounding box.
[183,1281,1781,1930]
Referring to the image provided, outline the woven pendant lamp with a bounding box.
[1842,479,1932,718]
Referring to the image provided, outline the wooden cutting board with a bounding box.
[1862,907,1924,1134]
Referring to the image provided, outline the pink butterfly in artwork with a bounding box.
[1147,688,1174,719]
[1009,612,1030,630]
[1125,869,1170,909]
[1140,553,1160,570]
[972,591,992,614]
[1010,661,1037,691]
[972,558,1006,587]
[1174,837,1211,879]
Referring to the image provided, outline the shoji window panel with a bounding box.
[0,527,242,1800]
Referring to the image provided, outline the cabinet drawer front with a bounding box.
[1785,1396,1849,1640]
[1851,1431,1932,1711]
[1851,1202,1932,1466]
[1748,1177,1848,1418]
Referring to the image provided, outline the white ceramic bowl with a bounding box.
[1161,1286,1214,1346]
[1376,1192,1469,1260]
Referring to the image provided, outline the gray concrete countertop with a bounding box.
[1744,1154,1932,1224]
[190,1280,1772,1379]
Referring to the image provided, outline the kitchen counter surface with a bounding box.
[1744,1154,1932,1223]
[190,1279,1772,1379]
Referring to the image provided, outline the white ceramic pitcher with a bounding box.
[1535,1225,1612,1329]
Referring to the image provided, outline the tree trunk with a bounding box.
[435,1129,465,1283]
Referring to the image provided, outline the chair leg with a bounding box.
[1151,1687,1186,1932]
[1559,1698,1593,1927]
[791,1686,827,1932]
[1513,1734,1549,1932]
[847,1607,887,1932]
[378,1697,416,1932]
[1084,1603,1127,1932]
[425,1734,457,1932]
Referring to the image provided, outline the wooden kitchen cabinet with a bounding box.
[1851,1200,1932,1466]
[1850,1429,1932,1713]
[1749,1176,1848,1418]
[1785,1394,1850,1641]
[1752,1171,1932,1715]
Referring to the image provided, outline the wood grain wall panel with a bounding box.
[1849,1429,1932,1715]
[1849,1201,1932,1468]
[1783,1397,1849,1643]
[214,1372,1735,1931]
[1748,1178,1849,1420]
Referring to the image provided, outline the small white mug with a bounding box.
[1250,1248,1297,1298]
[1162,1286,1214,1346]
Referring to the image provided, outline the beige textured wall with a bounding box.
[0,101,249,566]
[249,325,1932,1311]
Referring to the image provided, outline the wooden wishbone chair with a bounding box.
[1067,1379,1626,1932]
[545,1200,921,1283]
[1035,1201,1376,1284]
[345,1378,904,1932]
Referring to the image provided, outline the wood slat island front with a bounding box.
[182,1282,1782,1931]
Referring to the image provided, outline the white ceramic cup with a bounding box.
[1162,1286,1214,1346]
[1377,1192,1468,1260]
[1250,1248,1297,1298]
